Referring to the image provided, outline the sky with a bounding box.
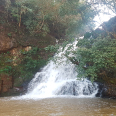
[94,5,116,28]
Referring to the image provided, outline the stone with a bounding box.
[0,33,17,52]
[55,81,97,96]
[96,82,116,98]
[0,74,13,93]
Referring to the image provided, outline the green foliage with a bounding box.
[0,66,12,74]
[0,46,48,83]
[14,47,47,81]
[5,0,97,38]
[74,35,116,81]
[7,32,12,37]
[0,52,13,75]
[9,6,20,21]
[21,47,38,55]
[44,45,59,52]
[18,57,46,81]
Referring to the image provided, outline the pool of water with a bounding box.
[0,97,116,116]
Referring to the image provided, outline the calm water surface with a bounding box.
[0,97,116,116]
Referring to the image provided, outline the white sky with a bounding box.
[94,5,116,28]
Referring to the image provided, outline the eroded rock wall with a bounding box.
[0,74,13,94]
[0,32,17,52]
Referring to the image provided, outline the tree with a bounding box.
[65,32,116,82]
[86,0,116,13]
[6,0,97,38]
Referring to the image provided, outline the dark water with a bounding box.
[0,97,116,116]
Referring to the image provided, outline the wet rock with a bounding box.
[96,82,116,98]
[83,83,97,95]
[55,81,97,96]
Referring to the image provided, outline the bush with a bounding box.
[66,35,116,82]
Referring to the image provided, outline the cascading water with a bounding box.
[22,40,98,99]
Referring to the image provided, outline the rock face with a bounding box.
[96,83,116,98]
[0,74,13,94]
[0,33,17,52]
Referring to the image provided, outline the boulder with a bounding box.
[96,82,116,98]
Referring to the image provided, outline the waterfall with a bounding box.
[22,40,98,99]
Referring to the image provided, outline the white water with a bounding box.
[21,40,98,99]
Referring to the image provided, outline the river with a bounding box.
[0,97,116,116]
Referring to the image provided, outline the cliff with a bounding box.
[0,10,57,96]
